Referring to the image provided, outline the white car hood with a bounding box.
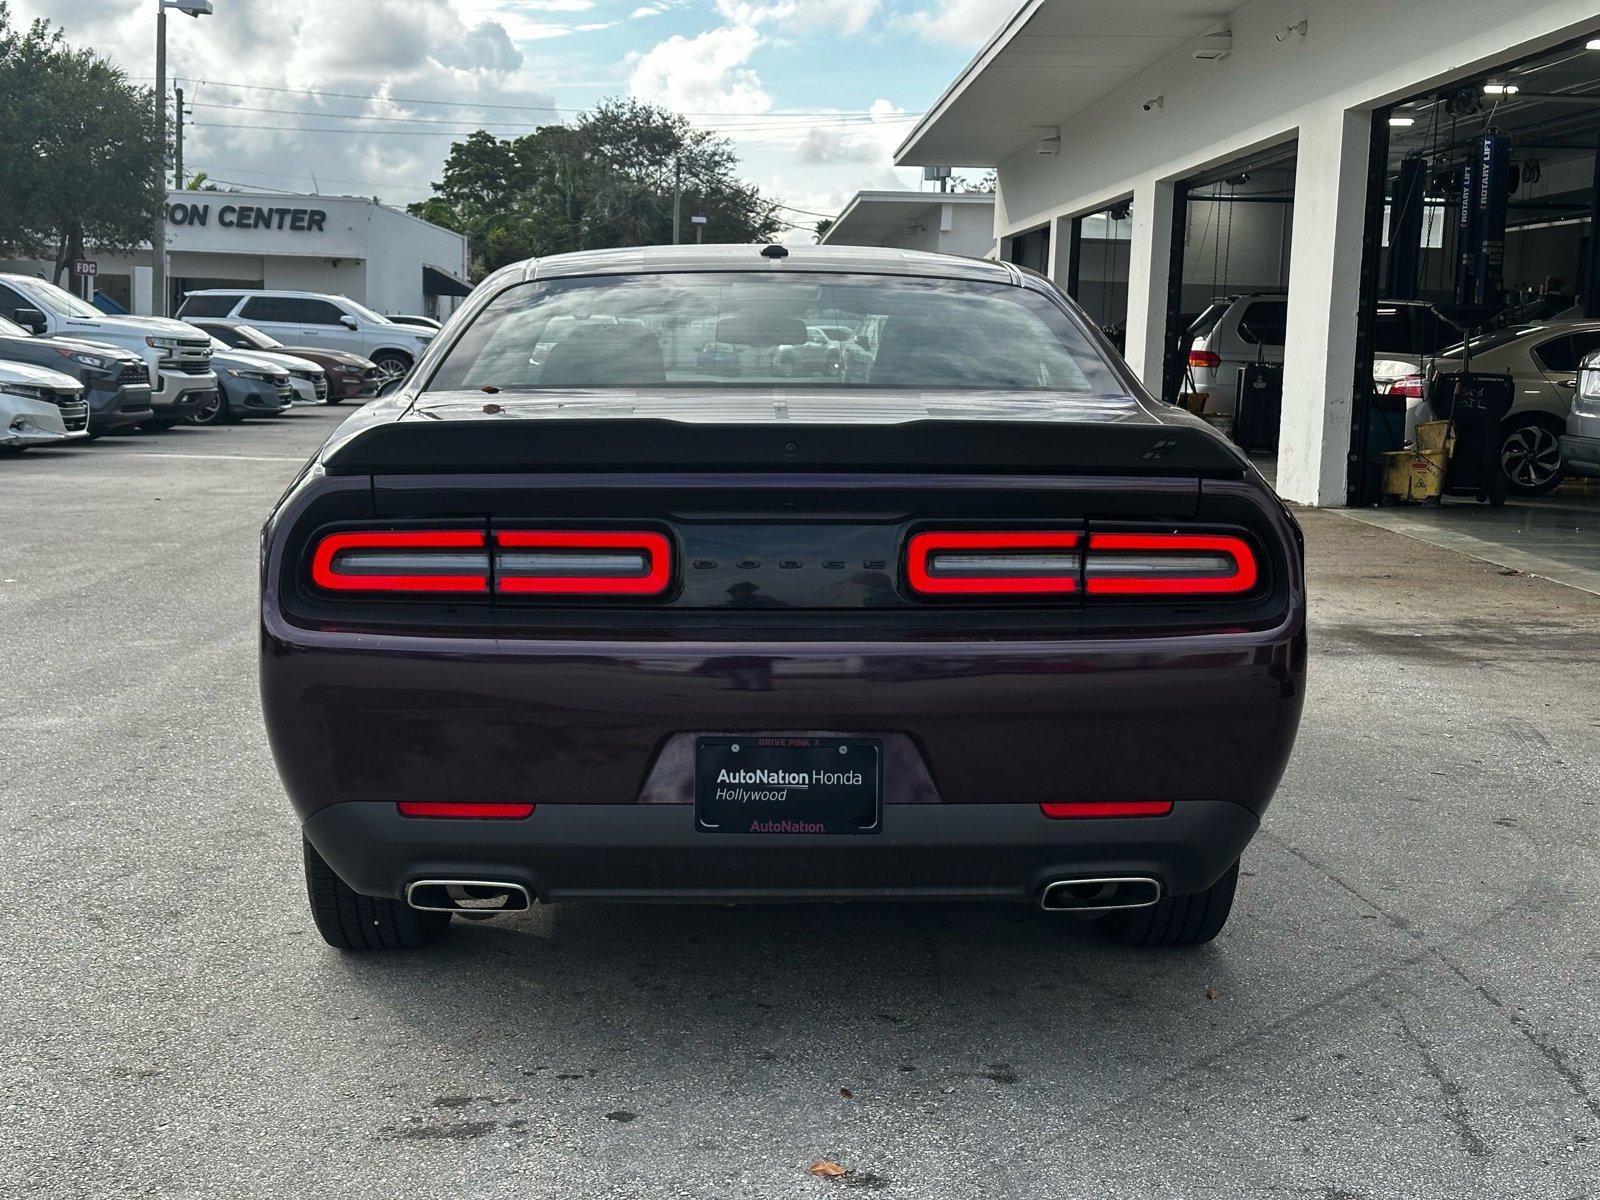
[0,359,85,390]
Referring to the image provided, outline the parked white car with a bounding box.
[1184,294,1458,416]
[1383,319,1600,496]
[0,360,88,450]
[176,290,434,383]
[0,273,217,428]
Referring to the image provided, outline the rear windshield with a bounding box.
[426,272,1125,395]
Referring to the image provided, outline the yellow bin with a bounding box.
[1381,448,1448,502]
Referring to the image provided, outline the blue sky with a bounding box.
[16,0,1013,237]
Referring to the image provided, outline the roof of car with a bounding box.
[183,289,353,300]
[501,244,1022,285]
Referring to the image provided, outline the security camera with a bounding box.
[1142,95,1164,112]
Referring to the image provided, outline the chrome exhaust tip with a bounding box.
[406,879,532,914]
[1038,876,1162,913]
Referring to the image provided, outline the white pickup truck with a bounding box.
[0,274,218,428]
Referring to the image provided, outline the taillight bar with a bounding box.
[310,530,490,593]
[398,802,534,819]
[1041,801,1173,819]
[1084,533,1257,596]
[906,531,1081,595]
[494,530,672,596]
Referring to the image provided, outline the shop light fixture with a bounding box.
[1482,83,1519,95]
[1588,39,1600,50]
[1389,116,1416,127]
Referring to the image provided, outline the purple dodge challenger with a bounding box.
[260,244,1306,952]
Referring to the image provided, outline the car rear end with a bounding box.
[1563,351,1600,477]
[261,251,1306,950]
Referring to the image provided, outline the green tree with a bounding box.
[412,99,781,278]
[0,3,163,283]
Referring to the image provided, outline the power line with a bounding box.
[183,99,916,133]
[164,76,924,122]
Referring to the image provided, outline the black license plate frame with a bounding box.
[694,736,882,835]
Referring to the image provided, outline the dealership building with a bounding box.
[1,190,471,321]
[896,0,1600,516]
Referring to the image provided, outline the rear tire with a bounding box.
[302,837,451,952]
[1102,862,1239,947]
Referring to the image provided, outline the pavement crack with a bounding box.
[1434,948,1600,1126]
[1383,999,1491,1159]
[1259,830,1416,934]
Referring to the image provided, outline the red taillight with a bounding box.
[494,530,672,596]
[397,802,535,819]
[906,531,1081,596]
[1385,373,1426,400]
[310,530,489,593]
[1188,349,1221,369]
[1083,533,1257,596]
[1041,801,1173,818]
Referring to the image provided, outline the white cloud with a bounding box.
[902,0,1018,46]
[627,24,772,115]
[630,4,664,14]
[713,0,880,37]
[10,0,564,207]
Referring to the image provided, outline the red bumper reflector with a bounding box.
[311,530,489,593]
[397,802,535,819]
[1041,801,1174,819]
[495,530,673,595]
[1083,533,1257,596]
[906,530,1081,595]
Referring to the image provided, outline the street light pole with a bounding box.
[152,3,167,316]
[150,0,212,317]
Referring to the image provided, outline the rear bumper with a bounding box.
[303,799,1259,903]
[264,623,1305,818]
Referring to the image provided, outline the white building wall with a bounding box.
[263,256,368,299]
[977,0,1599,504]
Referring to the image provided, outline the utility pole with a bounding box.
[152,4,167,316]
[174,86,185,189]
[150,1,212,317]
[672,157,682,245]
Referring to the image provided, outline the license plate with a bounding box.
[695,736,881,834]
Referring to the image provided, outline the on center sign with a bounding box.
[73,260,98,277]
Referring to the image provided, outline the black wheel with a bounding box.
[371,352,412,385]
[189,389,230,426]
[302,837,451,952]
[1102,862,1239,947]
[1500,415,1565,497]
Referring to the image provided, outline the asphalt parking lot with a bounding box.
[4,408,1599,1198]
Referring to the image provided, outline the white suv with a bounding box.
[177,290,434,383]
[0,273,217,428]
[1183,294,1457,416]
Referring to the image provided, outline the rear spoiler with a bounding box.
[321,418,1250,477]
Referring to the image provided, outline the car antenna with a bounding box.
[761,244,789,259]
